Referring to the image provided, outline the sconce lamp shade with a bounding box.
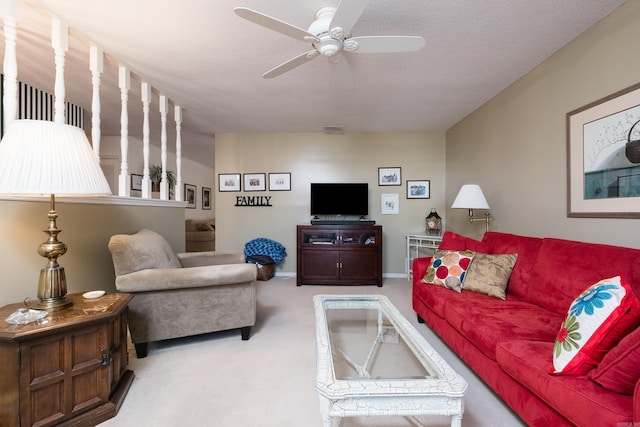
[451,184,490,210]
[0,120,111,196]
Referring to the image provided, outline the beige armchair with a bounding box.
[108,228,257,358]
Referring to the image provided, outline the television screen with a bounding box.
[310,183,368,216]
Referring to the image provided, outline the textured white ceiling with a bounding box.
[2,0,627,161]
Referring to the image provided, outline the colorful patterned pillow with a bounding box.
[588,326,640,394]
[421,250,475,292]
[551,275,640,375]
[462,253,518,300]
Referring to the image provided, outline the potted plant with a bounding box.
[149,165,176,194]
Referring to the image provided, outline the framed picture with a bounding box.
[244,173,266,191]
[381,193,399,215]
[131,173,143,191]
[202,187,211,210]
[378,167,401,186]
[184,183,196,209]
[406,180,430,199]
[567,82,640,218]
[269,172,291,191]
[218,173,241,192]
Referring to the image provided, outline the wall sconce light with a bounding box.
[0,120,112,310]
[451,184,494,232]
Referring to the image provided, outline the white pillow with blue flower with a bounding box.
[551,275,640,375]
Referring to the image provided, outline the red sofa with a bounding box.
[412,231,640,426]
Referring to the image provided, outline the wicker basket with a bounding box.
[625,119,640,164]
[255,263,275,281]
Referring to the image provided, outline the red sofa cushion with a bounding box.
[589,327,640,395]
[439,230,492,252]
[527,238,640,315]
[481,232,543,300]
[497,340,633,426]
[444,295,562,360]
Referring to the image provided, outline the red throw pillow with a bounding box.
[588,327,640,394]
[439,231,492,252]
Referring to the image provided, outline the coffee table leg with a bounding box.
[451,414,462,427]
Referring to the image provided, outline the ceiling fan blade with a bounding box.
[262,50,319,79]
[234,7,319,43]
[346,36,426,53]
[330,0,369,37]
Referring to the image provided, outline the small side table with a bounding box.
[405,234,442,280]
[0,292,134,427]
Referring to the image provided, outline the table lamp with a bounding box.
[451,184,494,232]
[0,120,112,310]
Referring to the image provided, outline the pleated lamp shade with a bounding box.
[0,120,111,196]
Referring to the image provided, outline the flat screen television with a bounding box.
[310,183,368,216]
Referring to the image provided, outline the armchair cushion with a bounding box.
[108,228,182,276]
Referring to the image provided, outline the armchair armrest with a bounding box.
[177,251,245,267]
[115,263,256,293]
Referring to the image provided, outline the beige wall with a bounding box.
[0,198,185,306]
[445,0,640,247]
[215,132,446,276]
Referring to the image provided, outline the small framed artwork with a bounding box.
[378,167,401,186]
[219,173,241,192]
[567,82,640,218]
[406,180,430,199]
[184,183,196,209]
[131,174,143,192]
[269,172,291,191]
[381,193,399,215]
[202,187,211,210]
[244,173,266,191]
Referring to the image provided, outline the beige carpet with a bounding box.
[101,277,525,427]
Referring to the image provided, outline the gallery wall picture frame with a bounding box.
[567,82,640,218]
[378,167,401,186]
[406,180,430,199]
[184,183,196,209]
[381,193,399,215]
[202,187,211,210]
[244,173,266,191]
[218,173,241,192]
[268,172,291,191]
[131,173,143,192]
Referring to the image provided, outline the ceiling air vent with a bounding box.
[322,125,345,134]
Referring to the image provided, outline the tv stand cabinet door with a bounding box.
[297,250,340,285]
[339,250,381,285]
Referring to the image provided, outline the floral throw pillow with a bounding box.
[421,250,475,292]
[551,275,640,375]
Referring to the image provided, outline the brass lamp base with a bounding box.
[35,195,73,312]
[36,264,72,311]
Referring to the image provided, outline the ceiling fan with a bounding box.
[234,0,426,78]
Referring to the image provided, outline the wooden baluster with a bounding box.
[51,18,67,124]
[118,66,130,197]
[1,0,20,133]
[90,46,103,160]
[159,95,168,200]
[141,82,152,198]
[174,105,183,201]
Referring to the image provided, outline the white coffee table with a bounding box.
[313,295,467,427]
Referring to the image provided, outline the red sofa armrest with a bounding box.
[412,257,432,286]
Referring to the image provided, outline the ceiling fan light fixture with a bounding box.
[318,38,341,57]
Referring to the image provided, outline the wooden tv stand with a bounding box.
[297,224,382,287]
